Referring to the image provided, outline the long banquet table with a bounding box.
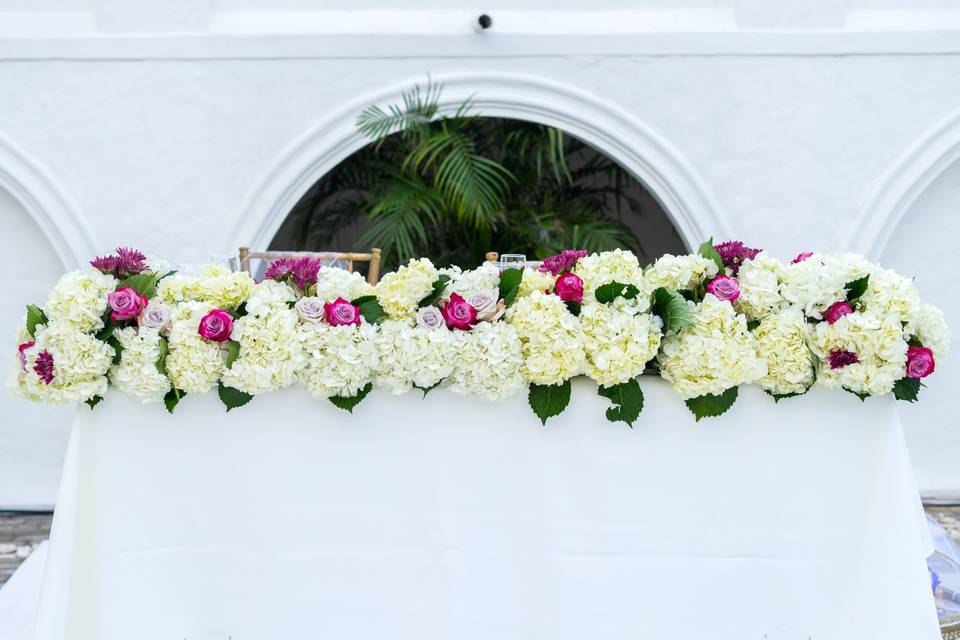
[33,379,939,640]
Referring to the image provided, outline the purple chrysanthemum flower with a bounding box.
[264,258,294,281]
[33,350,54,385]
[290,256,322,291]
[115,247,147,276]
[828,349,859,370]
[538,249,587,276]
[714,240,762,276]
[90,255,120,274]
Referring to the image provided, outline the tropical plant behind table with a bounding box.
[284,82,646,270]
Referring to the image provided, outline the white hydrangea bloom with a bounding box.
[736,254,785,321]
[780,253,871,319]
[753,307,815,396]
[312,267,374,303]
[44,269,117,333]
[450,263,501,298]
[298,323,377,398]
[507,291,586,385]
[221,306,303,395]
[375,257,438,320]
[644,254,719,293]
[145,256,172,276]
[859,266,920,325]
[9,321,112,403]
[157,264,254,309]
[810,311,907,396]
[574,249,647,305]
[372,319,456,394]
[164,301,226,394]
[516,268,555,298]
[657,294,766,398]
[910,303,951,360]
[580,298,662,387]
[108,327,171,403]
[446,321,524,400]
[244,280,297,317]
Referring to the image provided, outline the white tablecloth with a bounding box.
[33,379,939,640]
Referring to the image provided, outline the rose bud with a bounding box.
[905,346,935,379]
[323,297,361,327]
[705,275,740,303]
[467,288,506,322]
[108,286,149,322]
[823,301,854,325]
[416,306,445,330]
[138,302,172,334]
[441,292,478,330]
[198,309,234,342]
[554,272,584,303]
[295,297,326,323]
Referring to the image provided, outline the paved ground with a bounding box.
[0,511,52,587]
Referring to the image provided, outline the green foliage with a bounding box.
[164,388,186,414]
[225,340,241,369]
[329,382,373,413]
[107,333,123,365]
[650,287,693,334]
[698,237,725,274]
[597,379,644,427]
[352,295,387,324]
[595,281,640,304]
[893,377,923,403]
[845,388,870,402]
[156,336,169,375]
[528,380,572,426]
[845,275,869,302]
[764,389,806,403]
[85,395,103,410]
[685,387,739,421]
[118,273,159,299]
[417,275,451,307]
[25,304,47,338]
[498,268,523,306]
[564,300,581,316]
[218,381,253,412]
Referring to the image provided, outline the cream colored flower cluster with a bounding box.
[164,301,226,394]
[778,253,870,319]
[516,267,555,298]
[446,321,525,400]
[157,265,254,309]
[574,248,647,305]
[373,320,456,394]
[298,323,378,398]
[508,291,586,385]
[221,312,303,396]
[752,307,815,396]
[658,294,767,398]
[108,327,171,403]
[10,321,113,403]
[448,263,500,298]
[736,254,785,321]
[911,304,951,360]
[580,299,662,387]
[375,258,438,320]
[810,311,908,396]
[44,269,117,333]
[313,267,374,303]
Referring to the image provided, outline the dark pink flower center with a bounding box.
[828,349,859,370]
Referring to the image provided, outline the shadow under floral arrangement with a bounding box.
[8,241,949,425]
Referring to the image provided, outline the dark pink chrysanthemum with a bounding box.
[539,249,587,276]
[290,256,322,291]
[33,350,54,384]
[90,255,120,274]
[828,349,859,370]
[115,247,147,275]
[264,258,295,281]
[714,241,762,276]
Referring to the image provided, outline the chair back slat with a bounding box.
[238,247,382,285]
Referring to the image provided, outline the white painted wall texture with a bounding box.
[1,0,959,505]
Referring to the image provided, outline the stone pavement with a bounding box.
[0,511,52,586]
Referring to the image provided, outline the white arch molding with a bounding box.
[233,72,731,254]
[850,106,960,258]
[0,133,98,269]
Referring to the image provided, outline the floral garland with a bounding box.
[7,242,950,424]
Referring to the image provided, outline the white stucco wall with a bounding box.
[1,0,959,505]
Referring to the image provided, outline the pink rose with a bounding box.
[138,302,172,333]
[792,251,814,264]
[107,287,148,321]
[554,272,584,303]
[17,341,34,370]
[906,346,935,379]
[705,275,740,302]
[198,309,234,342]
[324,297,361,327]
[823,301,853,325]
[441,292,478,330]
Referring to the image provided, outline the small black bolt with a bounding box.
[477,14,493,30]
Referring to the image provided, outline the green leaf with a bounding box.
[416,275,451,307]
[698,237,725,274]
[685,387,739,421]
[230,302,248,319]
[528,380,572,426]
[844,275,869,302]
[845,388,870,402]
[906,335,923,348]
[218,380,253,412]
[564,300,581,316]
[164,388,186,414]
[597,379,644,427]
[224,340,241,369]
[25,304,48,338]
[84,395,103,410]
[352,296,387,324]
[95,319,114,342]
[498,268,523,306]
[107,333,124,365]
[764,389,806,403]
[595,281,640,304]
[415,382,441,398]
[118,272,159,299]
[746,320,761,331]
[329,382,373,413]
[155,336,169,375]
[650,287,694,334]
[893,376,924,403]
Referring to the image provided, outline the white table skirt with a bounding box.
[33,379,939,640]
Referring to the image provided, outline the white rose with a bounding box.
[137,302,172,334]
[295,297,326,323]
[467,288,505,322]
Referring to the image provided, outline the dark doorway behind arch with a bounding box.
[270,113,686,273]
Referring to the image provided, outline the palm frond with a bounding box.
[357,172,444,265]
[356,80,444,143]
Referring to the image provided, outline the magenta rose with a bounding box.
[17,341,34,370]
[441,292,478,330]
[324,297,361,327]
[554,272,584,303]
[198,309,234,342]
[905,346,935,379]
[107,287,148,321]
[792,251,814,264]
[705,275,740,302]
[823,301,854,325]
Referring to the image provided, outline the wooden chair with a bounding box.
[238,247,382,285]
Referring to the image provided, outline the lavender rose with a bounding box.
[138,302,172,334]
[823,301,853,325]
[108,286,148,321]
[295,297,326,323]
[906,346,935,379]
[416,306,445,330]
[705,275,740,303]
[198,309,234,342]
[324,297,361,327]
[467,289,505,322]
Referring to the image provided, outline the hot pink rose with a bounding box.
[198,309,234,342]
[441,292,478,331]
[324,297,361,327]
[554,272,584,303]
[792,251,814,264]
[705,275,740,302]
[107,286,148,321]
[824,301,854,325]
[17,341,34,370]
[906,346,935,379]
